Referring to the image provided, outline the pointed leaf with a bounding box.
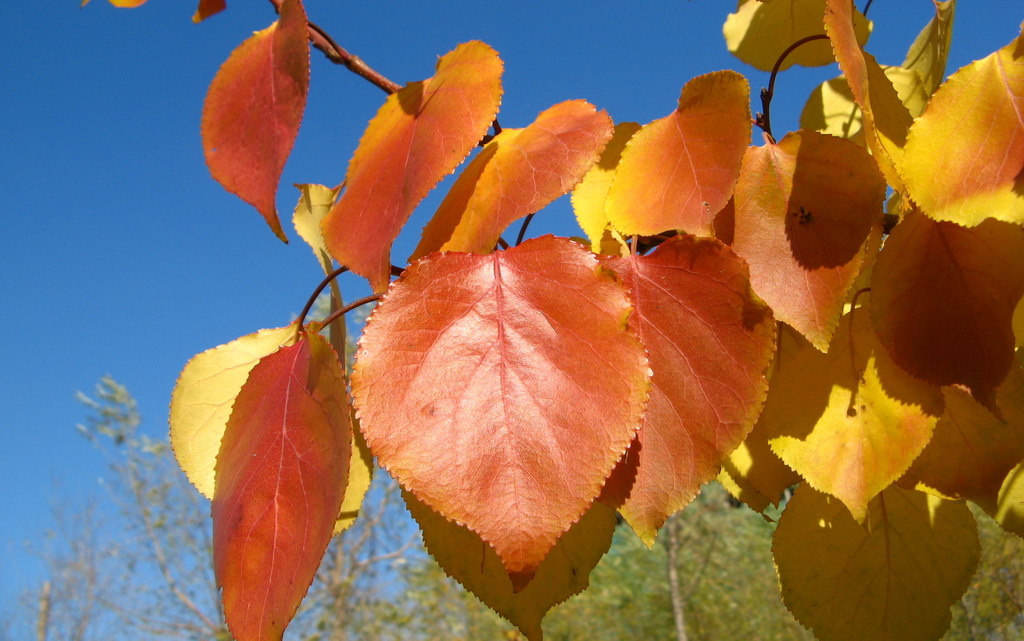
[334,421,374,534]
[989,457,1024,538]
[600,236,776,543]
[171,325,299,498]
[322,42,503,291]
[405,492,616,641]
[352,235,649,585]
[605,71,751,237]
[213,333,351,641]
[732,130,884,350]
[763,307,943,521]
[724,0,871,71]
[870,211,1024,410]
[825,0,913,189]
[901,353,1024,511]
[774,485,979,641]
[902,25,1024,226]
[411,100,613,259]
[193,0,227,22]
[293,183,341,275]
[902,0,956,96]
[201,0,309,242]
[571,122,641,250]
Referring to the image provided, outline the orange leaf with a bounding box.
[731,130,884,350]
[411,100,613,259]
[600,236,776,543]
[870,210,1024,410]
[322,41,503,291]
[193,0,226,22]
[352,236,649,587]
[902,24,1024,227]
[213,333,351,641]
[605,71,751,237]
[825,0,913,189]
[201,0,309,242]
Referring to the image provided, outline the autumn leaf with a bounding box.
[731,130,884,350]
[599,236,776,543]
[411,100,613,259]
[293,183,342,275]
[902,0,956,96]
[870,210,1024,410]
[605,71,750,237]
[193,0,226,22]
[900,352,1024,512]
[322,41,503,291]
[724,0,871,71]
[571,122,641,251]
[774,485,979,641]
[762,306,943,521]
[84,0,148,7]
[352,236,649,587]
[989,456,1024,538]
[405,492,616,641]
[201,0,309,242]
[825,0,912,190]
[214,333,351,641]
[902,23,1024,227]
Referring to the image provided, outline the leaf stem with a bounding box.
[318,294,382,329]
[756,34,830,140]
[515,213,536,246]
[297,265,350,331]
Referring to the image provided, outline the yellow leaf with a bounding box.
[990,458,1024,538]
[763,306,943,521]
[171,325,298,498]
[404,492,616,641]
[570,122,640,251]
[724,0,871,71]
[902,0,956,96]
[334,421,374,534]
[774,485,980,641]
[1014,296,1024,347]
[293,183,342,276]
[902,24,1024,226]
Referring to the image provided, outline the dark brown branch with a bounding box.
[297,265,350,331]
[756,34,830,140]
[318,294,382,329]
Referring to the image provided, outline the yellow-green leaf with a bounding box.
[774,484,980,641]
[990,458,1024,538]
[570,122,641,251]
[902,0,956,96]
[293,183,342,275]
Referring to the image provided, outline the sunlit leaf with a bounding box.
[171,325,298,498]
[571,122,641,251]
[774,485,979,641]
[411,100,613,259]
[902,0,956,96]
[724,0,871,71]
[605,71,750,237]
[731,130,884,350]
[763,307,943,521]
[201,0,309,242]
[214,333,351,641]
[293,183,341,275]
[193,0,227,22]
[902,24,1024,227]
[600,236,776,543]
[405,492,616,641]
[334,420,374,534]
[990,455,1024,538]
[322,41,503,291]
[901,352,1024,512]
[825,0,912,190]
[352,235,648,586]
[870,211,1024,410]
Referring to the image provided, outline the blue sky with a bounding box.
[2,0,1020,615]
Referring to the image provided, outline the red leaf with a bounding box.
[322,41,503,291]
[213,333,351,641]
[193,0,226,22]
[201,0,309,241]
[871,210,1024,410]
[601,236,776,542]
[352,235,649,586]
[411,100,613,259]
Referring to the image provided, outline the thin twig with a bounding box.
[296,265,350,331]
[757,34,830,139]
[318,294,382,329]
[515,213,536,246]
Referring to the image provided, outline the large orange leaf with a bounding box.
[605,71,751,237]
[902,24,1024,227]
[322,42,503,291]
[870,210,1024,410]
[901,353,1024,512]
[774,485,979,641]
[410,100,612,259]
[724,0,871,72]
[731,130,884,350]
[825,0,912,190]
[352,236,649,587]
[763,307,943,521]
[201,0,309,242]
[213,333,351,641]
[405,492,616,640]
[599,236,776,543]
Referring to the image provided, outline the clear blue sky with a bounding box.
[1,0,1020,614]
